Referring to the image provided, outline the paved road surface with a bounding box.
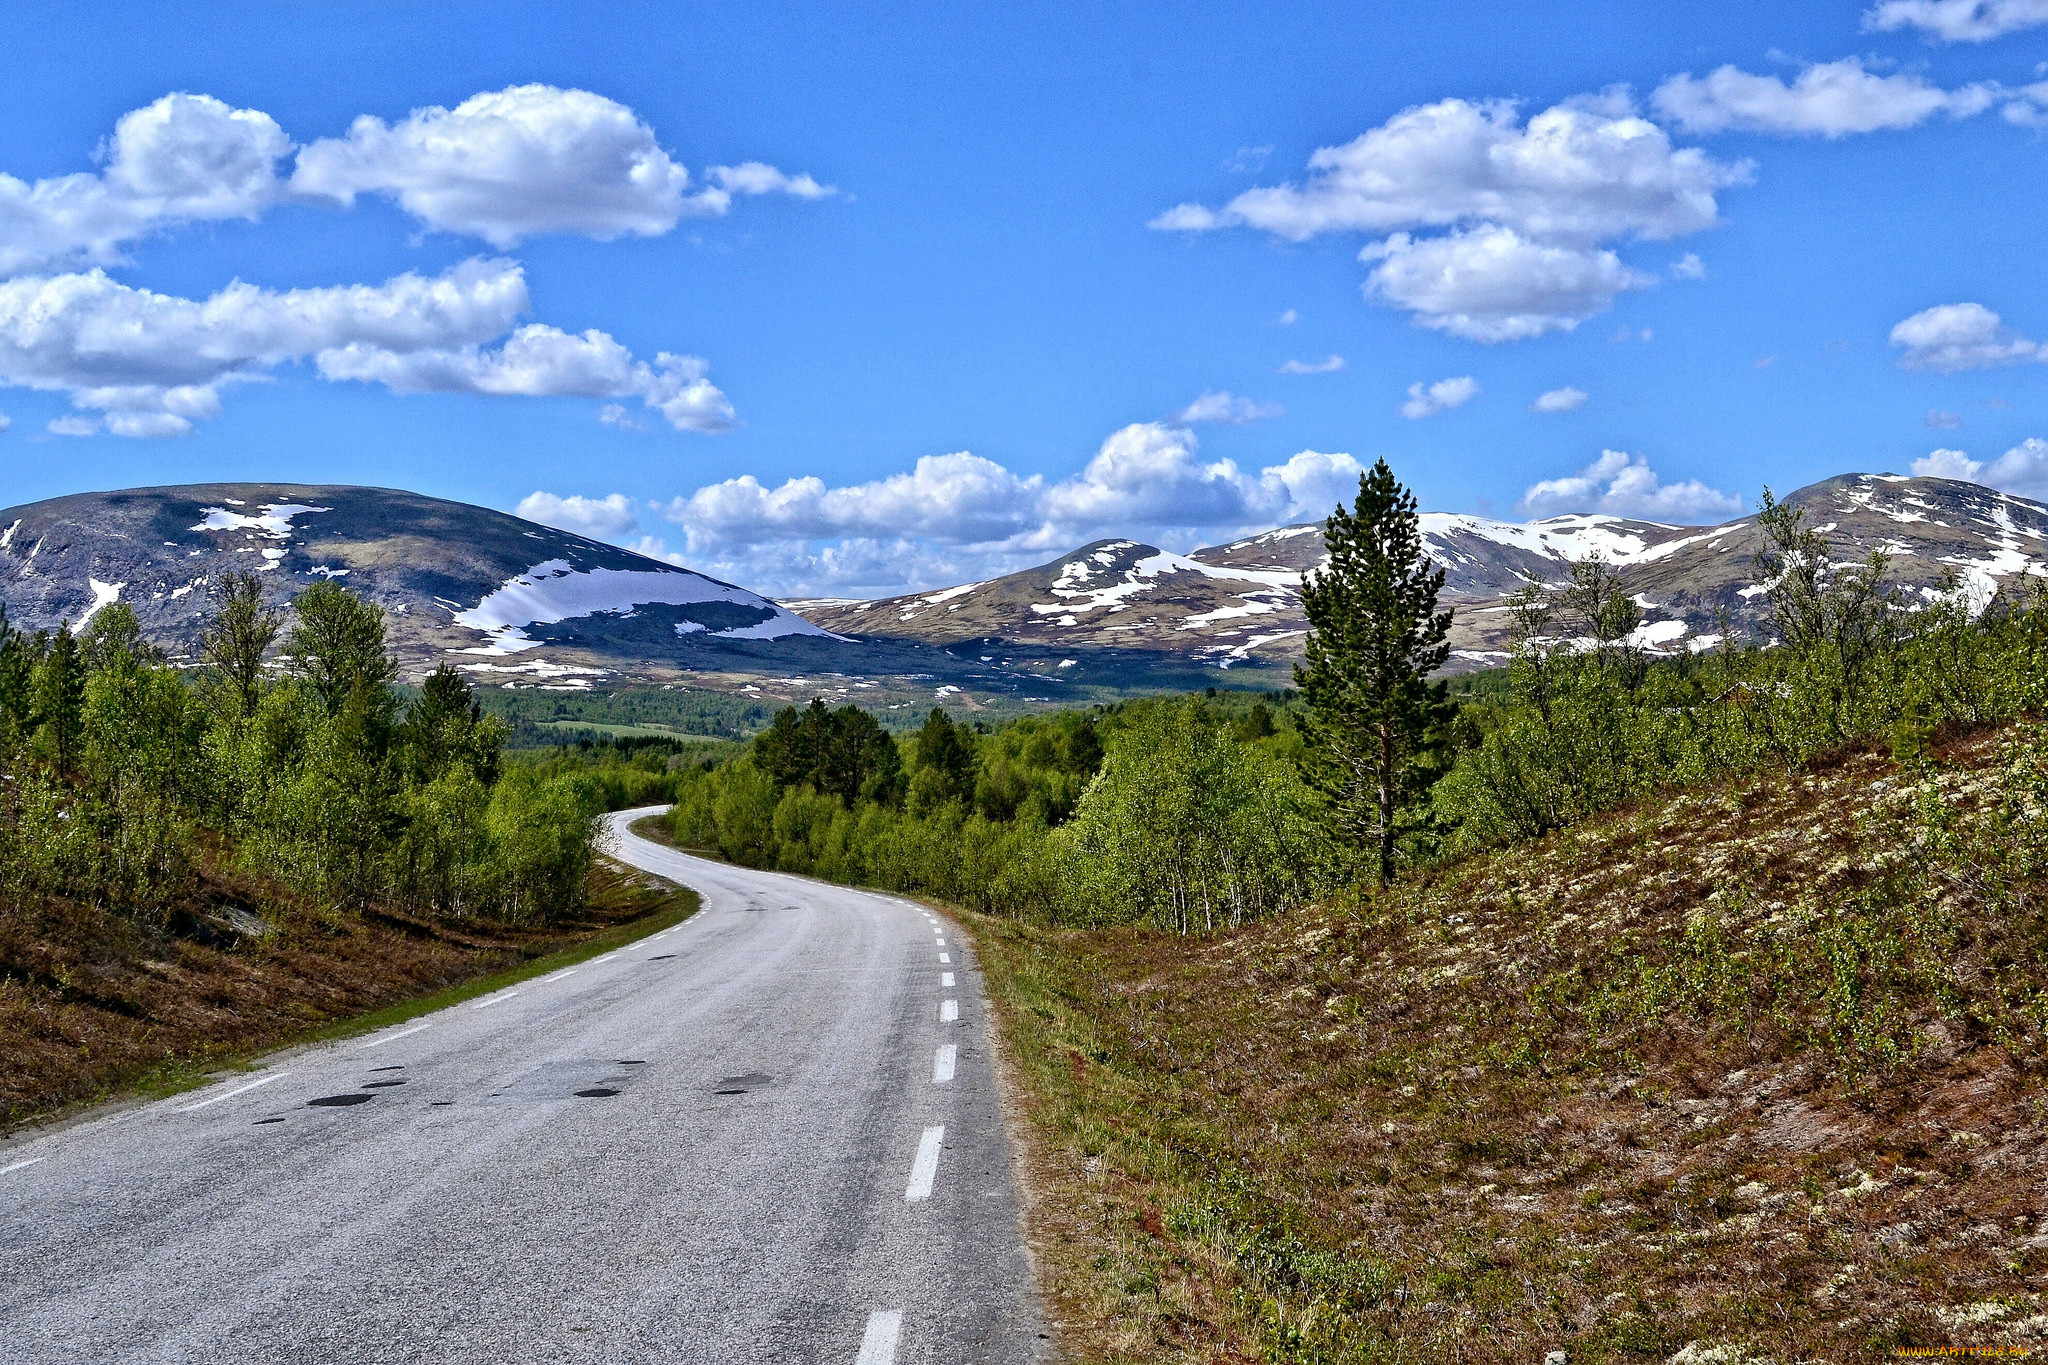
[0,806,1048,1363]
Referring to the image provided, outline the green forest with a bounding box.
[0,574,606,928]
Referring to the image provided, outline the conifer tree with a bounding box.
[34,624,86,772]
[1295,459,1456,886]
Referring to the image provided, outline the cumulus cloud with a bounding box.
[1152,95,1749,339]
[1652,58,1998,137]
[1913,437,2048,495]
[290,85,829,246]
[1531,385,1589,413]
[1890,302,2044,371]
[0,256,731,435]
[1364,226,1653,341]
[1671,252,1707,279]
[1278,354,1345,374]
[1276,308,1298,325]
[648,422,1367,595]
[0,93,290,275]
[1912,447,1983,479]
[1517,449,1742,522]
[514,491,641,539]
[1400,375,1480,419]
[1865,0,2048,41]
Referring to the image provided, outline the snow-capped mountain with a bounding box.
[791,476,2048,670]
[0,484,832,688]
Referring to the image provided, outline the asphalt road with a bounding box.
[0,806,1049,1363]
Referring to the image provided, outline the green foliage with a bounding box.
[752,698,904,806]
[0,583,600,929]
[1295,459,1457,885]
[672,694,1325,933]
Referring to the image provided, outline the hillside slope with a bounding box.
[794,475,2048,671]
[972,729,2048,1361]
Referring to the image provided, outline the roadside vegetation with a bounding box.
[661,461,2048,1358]
[0,574,674,1125]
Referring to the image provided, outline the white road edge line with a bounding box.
[933,1044,957,1084]
[176,1072,287,1112]
[471,990,521,1010]
[940,1000,958,1023]
[856,1309,903,1364]
[942,972,955,987]
[364,1023,430,1049]
[905,1125,945,1202]
[1,1157,46,1177]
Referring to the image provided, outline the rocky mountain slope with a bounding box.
[792,475,2048,669]
[0,484,841,689]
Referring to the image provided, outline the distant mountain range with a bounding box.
[3,475,2043,706]
[791,474,2048,669]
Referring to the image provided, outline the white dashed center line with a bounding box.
[938,953,950,964]
[905,1125,945,1201]
[1,1157,45,1177]
[940,1000,958,1023]
[935,938,946,947]
[856,1309,902,1363]
[941,972,955,987]
[364,1023,430,1049]
[471,990,521,1010]
[933,1044,956,1084]
[540,968,577,983]
[177,1072,288,1112]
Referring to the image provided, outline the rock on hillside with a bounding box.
[791,475,2048,671]
[0,484,834,689]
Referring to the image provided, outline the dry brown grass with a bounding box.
[972,732,2048,1362]
[0,856,689,1129]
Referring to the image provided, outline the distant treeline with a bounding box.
[0,576,611,927]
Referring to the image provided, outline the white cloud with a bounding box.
[651,422,1366,595]
[1517,449,1742,522]
[1400,375,1480,419]
[1926,408,1963,428]
[1276,308,1298,325]
[1152,95,1747,340]
[1864,0,2048,41]
[292,85,704,246]
[0,93,290,275]
[47,415,98,437]
[515,491,641,539]
[0,256,731,434]
[1671,252,1707,279]
[1531,385,1589,413]
[1912,447,1983,478]
[1890,302,2044,371]
[1278,354,1345,374]
[1172,390,1283,424]
[316,323,734,432]
[1652,58,1997,137]
[1917,437,2048,495]
[0,411,9,432]
[1364,226,1653,341]
[707,161,836,200]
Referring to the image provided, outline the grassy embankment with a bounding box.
[968,731,2048,1362]
[0,857,697,1132]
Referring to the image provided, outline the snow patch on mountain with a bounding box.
[452,558,835,653]
[191,504,331,538]
[76,578,123,629]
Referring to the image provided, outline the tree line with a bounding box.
[0,574,604,926]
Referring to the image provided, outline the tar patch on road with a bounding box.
[306,1094,374,1108]
[711,1071,772,1095]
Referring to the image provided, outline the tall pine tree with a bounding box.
[1295,459,1456,886]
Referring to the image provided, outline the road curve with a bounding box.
[0,806,1048,1363]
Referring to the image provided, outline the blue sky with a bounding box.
[5,0,2048,594]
